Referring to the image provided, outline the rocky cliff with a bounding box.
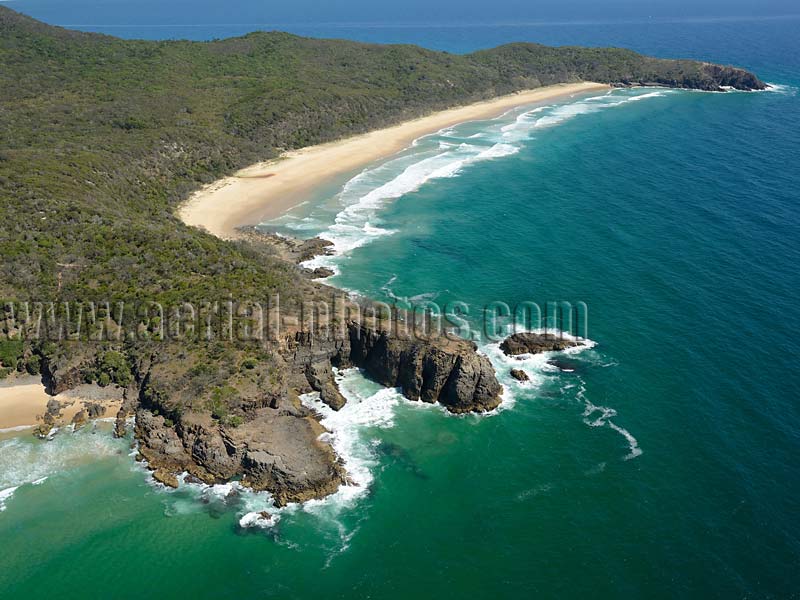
[126,317,502,505]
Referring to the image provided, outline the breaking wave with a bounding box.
[0,424,127,514]
[300,88,671,273]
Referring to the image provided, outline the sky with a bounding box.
[3,0,798,25]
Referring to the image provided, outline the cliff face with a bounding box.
[129,319,501,505]
[135,407,346,506]
[614,63,767,92]
[283,322,502,414]
[701,64,766,91]
[343,324,502,414]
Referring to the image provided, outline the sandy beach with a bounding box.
[0,376,123,431]
[178,82,609,238]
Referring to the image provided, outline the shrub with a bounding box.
[208,385,238,420]
[0,341,23,368]
[222,415,244,428]
[25,354,41,375]
[97,350,133,387]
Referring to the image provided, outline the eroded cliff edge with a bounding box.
[132,323,500,505]
[31,234,502,506]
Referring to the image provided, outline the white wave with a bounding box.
[239,510,281,530]
[763,83,797,95]
[533,90,670,129]
[480,329,596,410]
[0,427,125,514]
[301,140,527,271]
[0,425,35,434]
[500,105,549,140]
[478,327,639,461]
[609,422,643,460]
[300,369,401,513]
[296,89,673,271]
[582,395,642,461]
[477,143,519,159]
[0,486,18,512]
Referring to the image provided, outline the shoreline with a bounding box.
[0,376,123,432]
[178,82,609,239]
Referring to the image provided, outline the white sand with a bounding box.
[0,377,123,430]
[178,82,609,238]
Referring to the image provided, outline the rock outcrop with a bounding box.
[510,369,529,382]
[612,63,766,92]
[134,406,344,506]
[284,322,502,413]
[132,317,503,504]
[305,361,347,411]
[342,323,502,414]
[500,332,581,356]
[699,63,767,91]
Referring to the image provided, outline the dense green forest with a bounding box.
[0,7,765,490]
[0,6,762,306]
[0,5,763,386]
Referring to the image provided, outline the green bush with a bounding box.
[0,341,23,368]
[97,350,133,387]
[208,385,238,420]
[25,354,41,375]
[221,415,244,428]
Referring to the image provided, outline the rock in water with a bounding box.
[500,333,581,356]
[345,324,502,414]
[153,469,179,488]
[71,409,88,429]
[510,369,530,382]
[305,361,347,410]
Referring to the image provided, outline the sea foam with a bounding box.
[0,425,126,514]
[300,88,672,273]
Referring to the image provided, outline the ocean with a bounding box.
[1,4,799,598]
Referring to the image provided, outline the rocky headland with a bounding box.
[27,233,502,506]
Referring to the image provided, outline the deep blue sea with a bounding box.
[1,3,799,598]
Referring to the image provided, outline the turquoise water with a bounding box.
[2,11,800,599]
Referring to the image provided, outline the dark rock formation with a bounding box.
[71,409,88,429]
[237,228,335,266]
[135,406,344,506]
[612,63,766,92]
[547,358,580,373]
[343,324,502,414]
[305,361,347,411]
[85,402,105,419]
[312,267,335,279]
[131,316,503,504]
[40,350,91,396]
[500,333,581,356]
[510,369,529,382]
[699,63,766,91]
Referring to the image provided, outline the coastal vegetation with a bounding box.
[0,6,765,500]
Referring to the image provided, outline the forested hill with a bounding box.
[0,5,764,303]
[0,8,767,492]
